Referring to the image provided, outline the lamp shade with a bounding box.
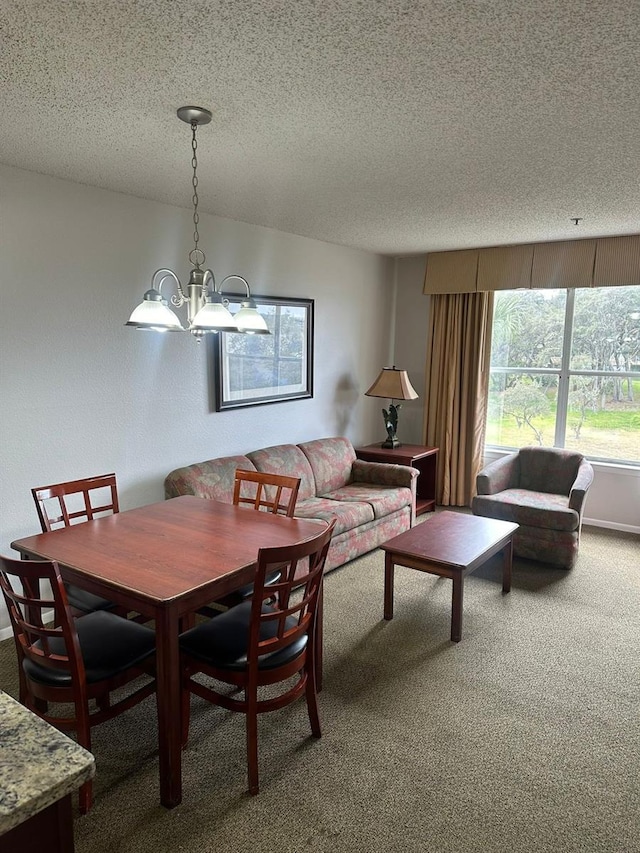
[234,300,270,334]
[125,289,184,331]
[365,367,418,401]
[190,296,238,332]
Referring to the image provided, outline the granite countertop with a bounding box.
[0,690,95,835]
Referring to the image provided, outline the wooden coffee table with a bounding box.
[381,511,518,642]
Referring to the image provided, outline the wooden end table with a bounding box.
[381,511,518,642]
[355,443,438,515]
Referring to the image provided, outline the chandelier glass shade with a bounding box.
[126,106,269,338]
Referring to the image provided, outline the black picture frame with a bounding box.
[214,295,314,411]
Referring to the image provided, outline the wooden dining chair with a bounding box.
[31,474,120,615]
[180,518,335,795]
[0,555,157,814]
[233,468,301,516]
[202,469,302,614]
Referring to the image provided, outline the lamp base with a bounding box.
[381,437,400,449]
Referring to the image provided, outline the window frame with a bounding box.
[486,287,640,465]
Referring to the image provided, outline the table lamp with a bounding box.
[365,366,418,448]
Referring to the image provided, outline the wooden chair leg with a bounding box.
[246,693,260,795]
[181,677,191,747]
[305,668,322,738]
[315,584,324,692]
[96,692,111,712]
[76,710,93,814]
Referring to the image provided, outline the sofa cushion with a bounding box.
[164,455,256,501]
[247,444,317,500]
[472,488,579,532]
[298,437,356,494]
[293,497,374,536]
[518,447,583,495]
[321,484,412,520]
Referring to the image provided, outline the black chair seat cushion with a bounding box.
[180,601,306,671]
[231,570,281,601]
[23,610,156,687]
[64,582,115,613]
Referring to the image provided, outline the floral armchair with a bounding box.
[471,446,594,569]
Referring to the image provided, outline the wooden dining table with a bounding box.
[10,495,326,809]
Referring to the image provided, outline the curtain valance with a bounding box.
[423,233,640,294]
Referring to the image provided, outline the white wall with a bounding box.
[394,256,640,534]
[393,256,430,444]
[0,164,395,631]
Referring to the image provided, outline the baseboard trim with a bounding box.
[583,518,640,536]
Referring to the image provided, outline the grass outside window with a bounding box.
[486,287,640,465]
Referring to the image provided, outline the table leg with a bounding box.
[155,606,182,808]
[384,553,395,620]
[451,572,463,642]
[502,539,513,594]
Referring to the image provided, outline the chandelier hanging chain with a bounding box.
[189,119,205,269]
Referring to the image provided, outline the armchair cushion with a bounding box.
[472,489,579,532]
[518,447,584,494]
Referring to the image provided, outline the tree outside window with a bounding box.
[486,286,640,464]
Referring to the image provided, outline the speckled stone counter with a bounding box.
[0,689,95,840]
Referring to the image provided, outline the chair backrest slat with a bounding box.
[0,556,85,677]
[248,520,336,662]
[31,473,119,532]
[233,469,300,517]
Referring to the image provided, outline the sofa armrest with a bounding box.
[476,453,518,495]
[569,458,594,513]
[351,459,418,488]
[165,472,195,499]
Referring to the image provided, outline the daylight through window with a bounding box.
[486,286,640,464]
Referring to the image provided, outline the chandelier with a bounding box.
[126,106,269,338]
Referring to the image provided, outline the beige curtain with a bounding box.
[424,291,494,506]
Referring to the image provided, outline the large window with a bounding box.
[486,286,640,464]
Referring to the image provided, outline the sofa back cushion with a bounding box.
[164,455,257,501]
[518,447,583,495]
[298,437,356,495]
[247,444,317,500]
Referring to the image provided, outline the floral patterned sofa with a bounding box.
[164,436,418,573]
[471,446,594,568]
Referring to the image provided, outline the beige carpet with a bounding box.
[1,524,639,853]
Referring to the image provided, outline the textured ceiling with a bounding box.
[2,1,639,256]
